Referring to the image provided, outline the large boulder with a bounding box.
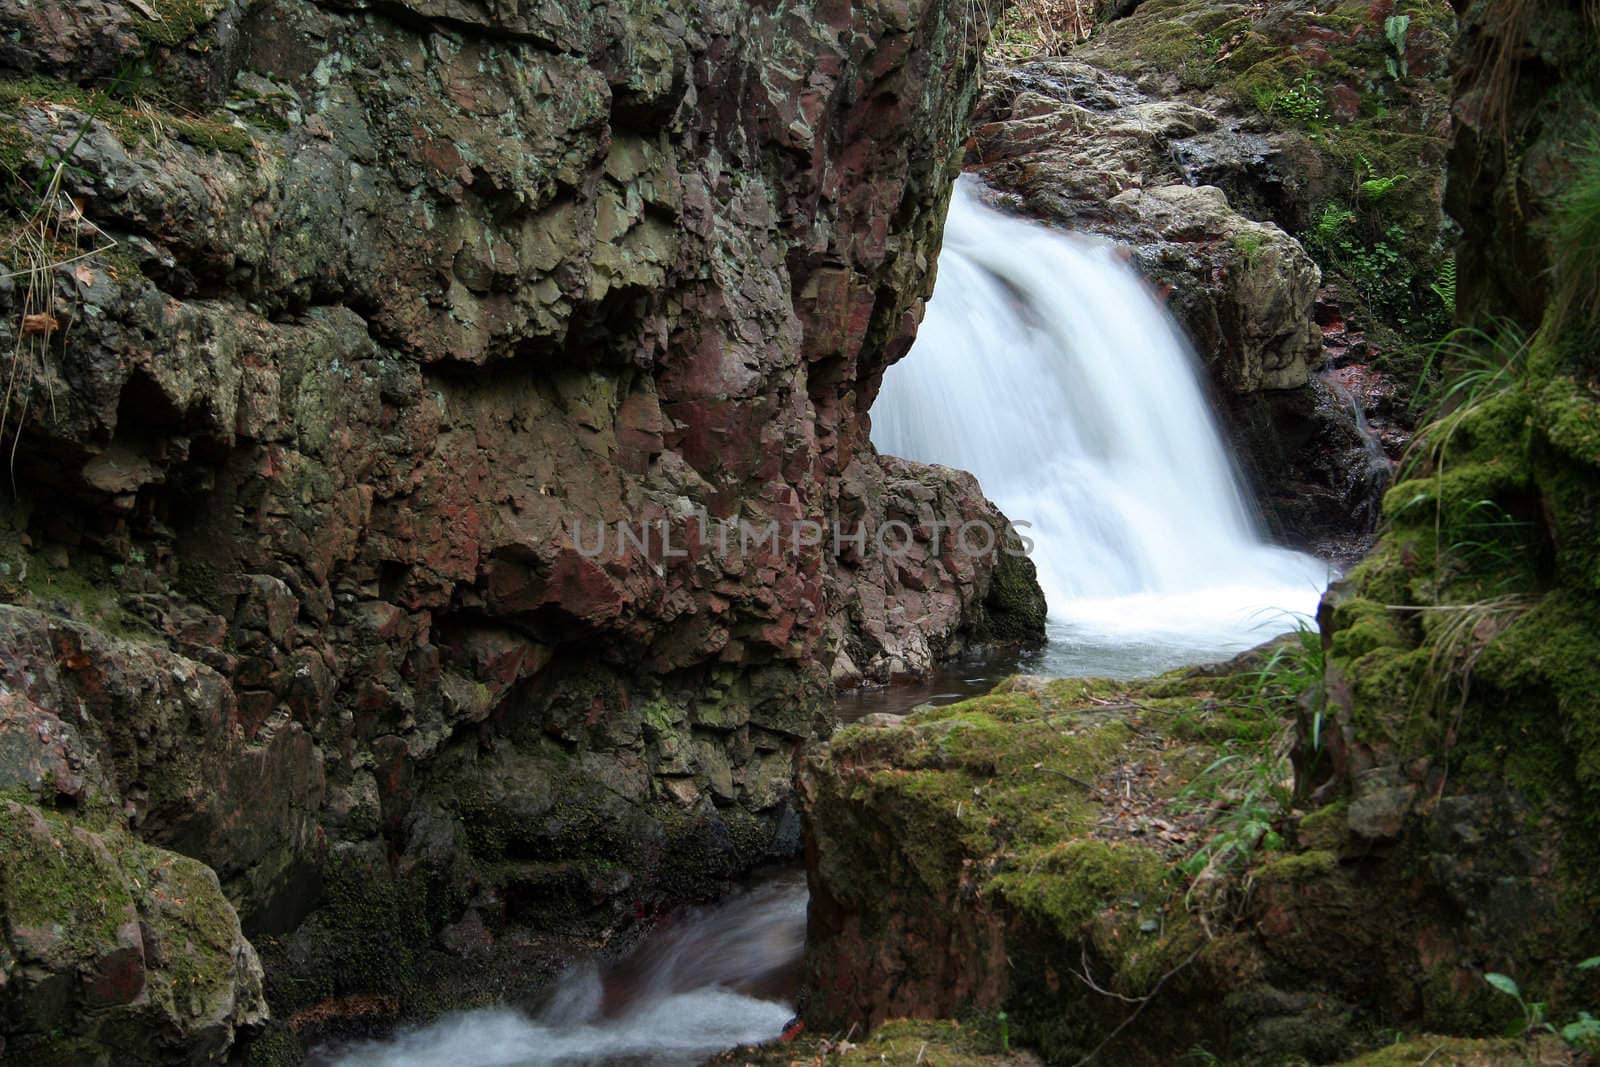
[0,800,268,1063]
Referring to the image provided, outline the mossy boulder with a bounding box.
[0,800,267,1063]
[799,673,1410,1065]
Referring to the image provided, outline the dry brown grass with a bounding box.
[988,0,1098,61]
[1,162,116,470]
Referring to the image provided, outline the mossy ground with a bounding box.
[808,664,1359,1064]
[129,0,229,48]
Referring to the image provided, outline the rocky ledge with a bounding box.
[789,657,1594,1066]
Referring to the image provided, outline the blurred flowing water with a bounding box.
[312,871,807,1067]
[873,177,1332,669]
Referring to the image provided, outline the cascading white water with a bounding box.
[874,179,1331,673]
[313,871,806,1067]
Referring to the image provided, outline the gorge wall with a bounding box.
[0,0,1045,1059]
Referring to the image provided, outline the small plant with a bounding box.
[1231,229,1267,267]
[1177,753,1289,884]
[1485,971,1549,1036]
[997,1010,1009,1053]
[1266,73,1327,125]
[1484,960,1600,1052]
[1311,202,1356,248]
[1430,256,1457,316]
[1384,14,1410,80]
[1358,160,1410,203]
[1565,1010,1600,1052]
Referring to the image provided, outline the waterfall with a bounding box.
[873,179,1330,672]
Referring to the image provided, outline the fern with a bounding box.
[1430,256,1457,316]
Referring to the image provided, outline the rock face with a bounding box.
[0,0,1040,1057]
[973,59,1326,395]
[828,456,1046,687]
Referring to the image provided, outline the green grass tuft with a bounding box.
[1549,129,1600,337]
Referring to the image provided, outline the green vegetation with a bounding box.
[1484,962,1600,1053]
[1259,72,1327,127]
[986,0,1095,61]
[1548,129,1600,341]
[0,75,259,194]
[1383,15,1410,81]
[128,0,229,48]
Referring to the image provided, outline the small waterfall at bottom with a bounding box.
[312,870,807,1067]
[873,179,1332,675]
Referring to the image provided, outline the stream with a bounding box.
[313,870,807,1066]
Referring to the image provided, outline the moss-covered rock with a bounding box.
[0,800,266,1063]
[799,671,1418,1065]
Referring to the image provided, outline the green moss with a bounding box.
[1538,377,1600,466]
[1296,801,1350,852]
[1254,849,1339,885]
[268,845,428,1015]
[1038,676,1131,704]
[1344,644,1430,743]
[18,551,157,640]
[1344,533,1435,607]
[641,697,687,737]
[1475,593,1600,796]
[0,75,261,170]
[975,547,1048,645]
[1329,598,1409,659]
[0,800,134,953]
[993,839,1165,935]
[130,0,228,47]
[1329,1034,1547,1066]
[121,842,249,1007]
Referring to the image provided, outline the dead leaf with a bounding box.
[21,313,60,335]
[74,263,95,287]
